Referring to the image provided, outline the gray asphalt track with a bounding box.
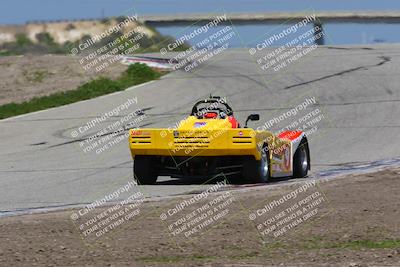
[0,45,399,214]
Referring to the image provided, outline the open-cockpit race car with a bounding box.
[129,96,310,184]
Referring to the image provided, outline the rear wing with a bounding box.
[129,128,260,159]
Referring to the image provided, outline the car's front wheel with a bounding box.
[134,156,158,185]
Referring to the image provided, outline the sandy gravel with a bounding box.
[0,168,400,266]
[0,55,127,105]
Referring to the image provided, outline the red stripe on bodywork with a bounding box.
[228,116,239,128]
[278,131,303,141]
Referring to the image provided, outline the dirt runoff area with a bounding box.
[1,168,400,267]
[0,55,127,105]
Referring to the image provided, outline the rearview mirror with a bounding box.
[244,114,260,128]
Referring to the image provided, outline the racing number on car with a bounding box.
[283,144,291,171]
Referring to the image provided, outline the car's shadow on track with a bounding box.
[154,176,294,186]
[155,180,204,185]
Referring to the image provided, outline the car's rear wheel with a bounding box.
[242,145,270,183]
[134,156,158,185]
[293,138,309,178]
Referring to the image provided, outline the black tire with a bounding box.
[134,156,158,185]
[242,145,270,183]
[293,138,310,178]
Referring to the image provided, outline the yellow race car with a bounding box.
[129,96,310,184]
